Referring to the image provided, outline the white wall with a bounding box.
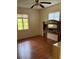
[39,3,61,35]
[17,3,61,40]
[17,8,41,40]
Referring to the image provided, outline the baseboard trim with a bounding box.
[17,35,42,41]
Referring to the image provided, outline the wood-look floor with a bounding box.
[17,36,56,59]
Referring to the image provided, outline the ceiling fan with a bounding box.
[31,0,51,8]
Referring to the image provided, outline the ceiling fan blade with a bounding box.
[40,2,51,4]
[39,4,44,8]
[35,0,39,3]
[31,4,36,8]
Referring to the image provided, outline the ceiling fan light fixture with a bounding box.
[31,0,52,8]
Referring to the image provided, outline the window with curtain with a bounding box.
[17,14,29,30]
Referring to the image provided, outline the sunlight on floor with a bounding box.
[18,41,32,59]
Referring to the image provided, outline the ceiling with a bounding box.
[17,0,61,9]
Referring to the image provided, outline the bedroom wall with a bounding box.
[39,3,61,35]
[17,3,61,40]
[17,8,41,40]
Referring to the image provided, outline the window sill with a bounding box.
[17,29,29,31]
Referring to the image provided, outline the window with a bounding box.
[48,12,60,21]
[17,14,29,30]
